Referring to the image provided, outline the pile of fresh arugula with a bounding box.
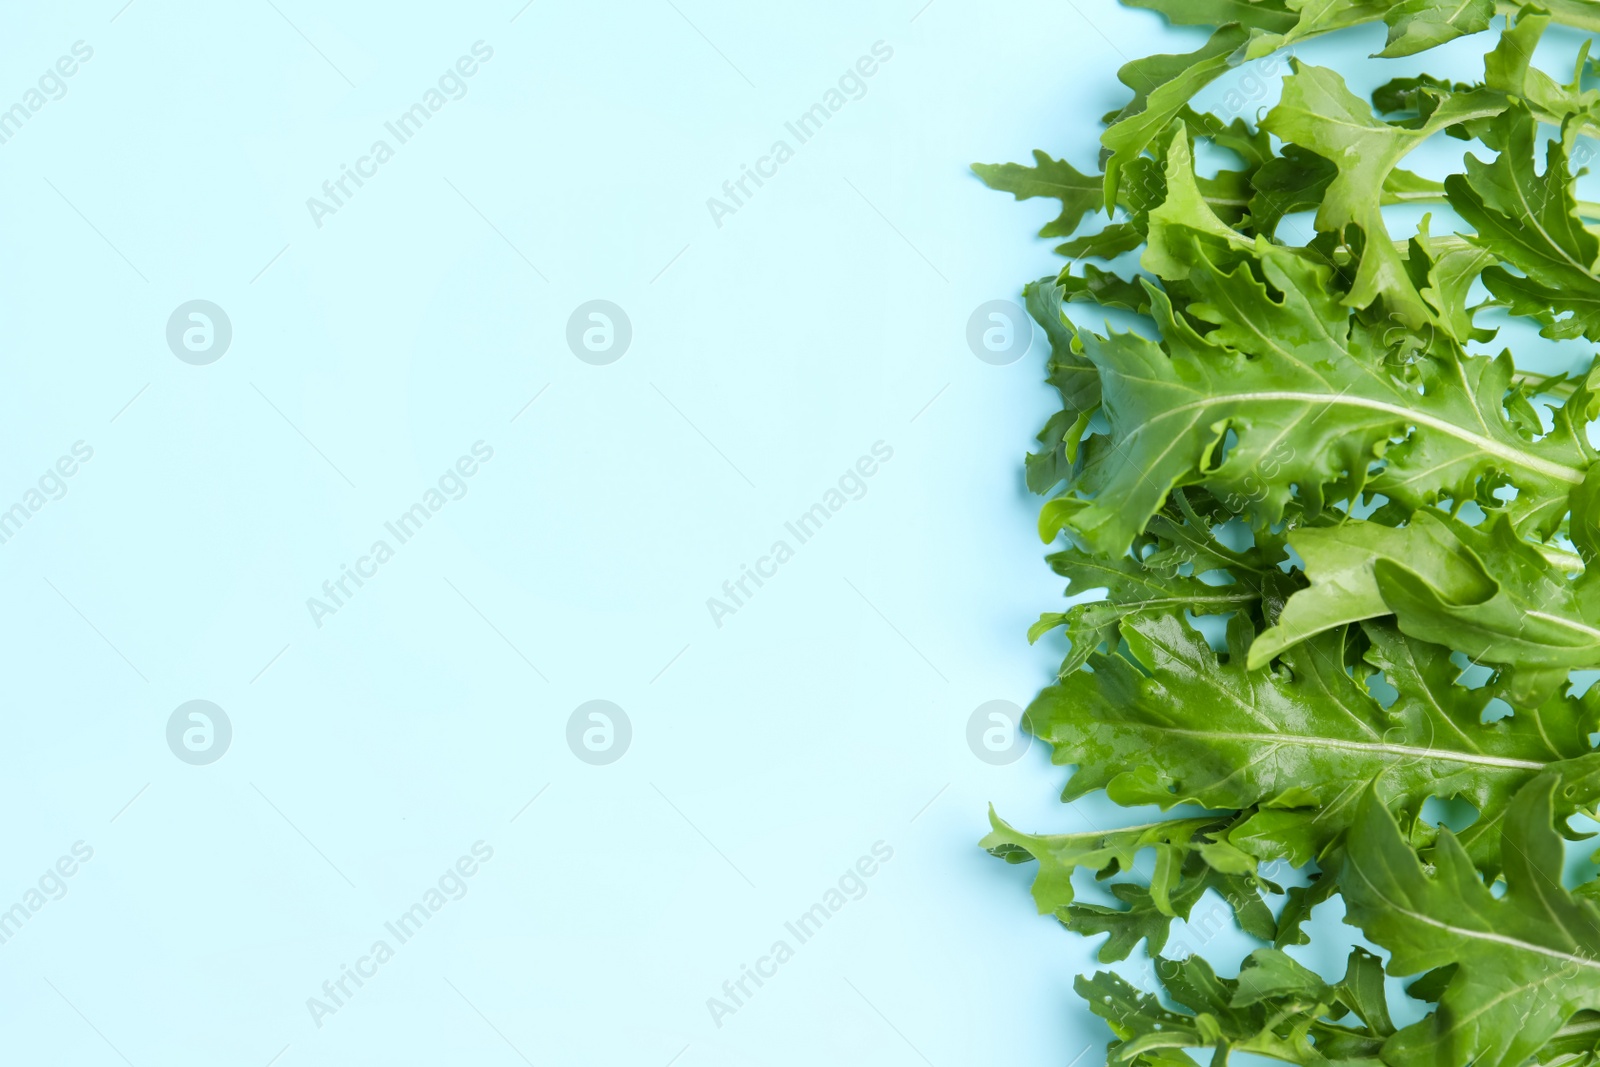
[977,3,1600,1064]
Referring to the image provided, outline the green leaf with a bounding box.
[1057,222,1144,261]
[1027,609,1600,868]
[1036,493,1274,674]
[1413,222,1498,344]
[1023,278,1100,495]
[1377,0,1494,59]
[1485,7,1600,125]
[1027,277,1100,418]
[981,7,1600,1064]
[1181,107,1276,171]
[980,807,1225,914]
[1092,0,1546,224]
[1527,0,1600,34]
[1281,0,1391,40]
[1026,410,1082,497]
[1058,264,1152,314]
[1540,1012,1600,1063]
[1405,963,1457,1004]
[1246,142,1336,236]
[1058,252,1593,555]
[1064,848,1277,962]
[1275,868,1339,948]
[1050,126,1600,554]
[1332,946,1396,1036]
[1343,775,1600,1067]
[1100,25,1255,210]
[1251,510,1599,683]
[1449,106,1600,342]
[1373,73,1477,115]
[1248,157,1448,239]
[1262,60,1506,319]
[1570,462,1600,564]
[1076,950,1390,1064]
[1122,0,1298,32]
[972,151,1103,240]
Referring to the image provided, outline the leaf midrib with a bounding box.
[1348,858,1600,972]
[1160,727,1550,771]
[1111,386,1585,485]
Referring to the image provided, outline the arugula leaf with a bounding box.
[1450,106,1600,342]
[981,809,1233,915]
[1034,490,1274,673]
[1122,0,1298,33]
[1043,126,1597,557]
[1372,72,1477,115]
[1251,510,1599,688]
[1281,0,1392,41]
[1057,257,1593,557]
[1181,108,1276,172]
[1022,278,1100,496]
[1262,61,1506,320]
[1411,220,1498,343]
[973,133,1254,254]
[1533,1,1600,34]
[1099,26,1255,210]
[971,152,1104,240]
[1377,0,1494,59]
[1058,223,1145,261]
[1032,548,1259,675]
[1485,7,1600,125]
[1095,0,1600,221]
[1540,1012,1600,1064]
[982,5,1600,1064]
[1027,608,1600,868]
[1343,775,1600,1067]
[1064,847,1278,962]
[1059,265,1152,316]
[1077,948,1392,1064]
[1275,868,1340,949]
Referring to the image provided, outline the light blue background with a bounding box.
[0,3,1590,1066]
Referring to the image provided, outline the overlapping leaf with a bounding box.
[1107,0,1600,212]
[1023,278,1100,495]
[983,811,1220,914]
[1261,61,1506,318]
[1485,8,1600,125]
[1253,510,1600,695]
[1378,0,1494,58]
[970,152,1105,242]
[1452,106,1600,341]
[1055,130,1596,555]
[1034,489,1276,674]
[1026,609,1600,868]
[1344,776,1600,1067]
[980,5,1600,1065]
[1064,850,1278,963]
[1097,2,1458,208]
[1078,948,1394,1065]
[982,810,1278,962]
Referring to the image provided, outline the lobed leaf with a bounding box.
[1344,776,1600,1066]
